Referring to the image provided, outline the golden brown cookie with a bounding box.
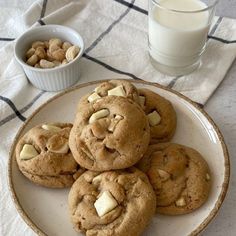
[78,79,139,109]
[69,96,150,171]
[15,123,84,188]
[138,89,177,143]
[137,143,211,215]
[68,167,156,236]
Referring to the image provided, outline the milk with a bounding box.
[149,0,210,72]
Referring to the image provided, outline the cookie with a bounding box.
[69,96,150,171]
[137,143,211,215]
[78,79,139,109]
[138,88,177,143]
[68,167,156,236]
[16,123,84,188]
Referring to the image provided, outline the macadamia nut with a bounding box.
[66,46,80,62]
[25,38,80,69]
[39,59,55,68]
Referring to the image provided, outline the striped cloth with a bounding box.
[0,0,236,235]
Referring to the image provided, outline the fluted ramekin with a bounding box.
[14,25,84,91]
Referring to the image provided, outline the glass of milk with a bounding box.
[149,0,218,76]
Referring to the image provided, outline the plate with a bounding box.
[8,80,230,236]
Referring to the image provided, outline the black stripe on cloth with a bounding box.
[114,0,148,15]
[0,38,15,41]
[167,76,182,89]
[85,0,135,54]
[38,19,46,25]
[0,96,26,122]
[83,53,142,80]
[0,91,45,127]
[207,35,236,44]
[207,17,235,44]
[40,0,48,18]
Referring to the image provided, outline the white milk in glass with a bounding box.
[149,0,210,70]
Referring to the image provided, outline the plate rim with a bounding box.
[8,79,230,236]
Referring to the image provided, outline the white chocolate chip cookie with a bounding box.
[137,143,211,215]
[68,168,156,236]
[15,123,84,188]
[138,88,177,143]
[69,96,150,171]
[77,80,140,110]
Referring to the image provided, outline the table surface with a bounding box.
[204,64,236,235]
[215,0,236,18]
[202,1,236,235]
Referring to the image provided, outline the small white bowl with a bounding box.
[14,25,84,92]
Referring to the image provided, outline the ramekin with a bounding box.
[14,24,84,91]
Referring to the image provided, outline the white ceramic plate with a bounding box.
[8,80,230,236]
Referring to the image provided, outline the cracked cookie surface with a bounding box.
[137,143,211,215]
[68,167,156,236]
[138,89,177,143]
[16,123,84,188]
[69,96,150,171]
[78,80,140,109]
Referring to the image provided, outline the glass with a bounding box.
[148,0,218,76]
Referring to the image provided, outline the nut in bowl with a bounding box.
[14,25,84,91]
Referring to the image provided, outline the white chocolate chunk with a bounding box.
[175,197,186,207]
[115,115,123,120]
[65,45,80,62]
[48,142,69,154]
[147,111,161,126]
[92,175,102,184]
[42,124,62,132]
[158,169,170,181]
[108,85,126,97]
[139,96,146,107]
[88,93,101,103]
[94,190,118,217]
[94,86,100,93]
[89,109,110,124]
[20,144,39,160]
[206,173,210,181]
[108,124,115,132]
[108,115,123,132]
